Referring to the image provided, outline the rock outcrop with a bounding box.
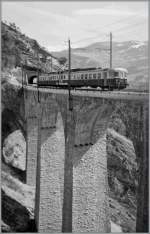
[1,171,35,232]
[107,128,137,202]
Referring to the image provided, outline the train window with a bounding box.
[89,73,92,79]
[81,74,84,79]
[93,73,96,79]
[85,74,88,79]
[98,73,101,79]
[114,72,119,77]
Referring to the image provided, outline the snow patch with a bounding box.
[117,43,123,47]
[131,42,145,49]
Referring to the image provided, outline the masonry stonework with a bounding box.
[34,96,65,232]
[25,90,39,186]
[26,117,38,185]
[24,88,148,232]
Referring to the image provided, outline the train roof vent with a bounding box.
[114,68,128,73]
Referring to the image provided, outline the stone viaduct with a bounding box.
[21,86,148,232]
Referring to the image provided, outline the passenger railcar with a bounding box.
[38,67,128,90]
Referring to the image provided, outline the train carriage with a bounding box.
[38,67,128,90]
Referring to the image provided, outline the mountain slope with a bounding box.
[1,22,59,74]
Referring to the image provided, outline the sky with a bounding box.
[2,1,148,51]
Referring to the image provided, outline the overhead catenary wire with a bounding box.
[70,21,146,49]
[71,14,145,46]
[48,14,147,73]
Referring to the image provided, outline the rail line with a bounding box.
[29,85,148,95]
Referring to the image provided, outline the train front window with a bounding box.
[114,72,119,77]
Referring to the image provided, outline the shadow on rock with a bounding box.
[2,189,36,232]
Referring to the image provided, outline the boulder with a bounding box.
[111,221,122,232]
[3,130,26,171]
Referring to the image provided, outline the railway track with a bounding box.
[28,85,148,96]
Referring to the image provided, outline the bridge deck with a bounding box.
[25,86,148,101]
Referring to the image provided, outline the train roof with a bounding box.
[114,67,128,73]
[71,67,101,72]
[44,67,128,75]
[47,67,102,74]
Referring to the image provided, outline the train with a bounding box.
[36,67,128,90]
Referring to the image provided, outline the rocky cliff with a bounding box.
[2,21,59,76]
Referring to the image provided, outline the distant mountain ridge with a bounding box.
[52,40,148,90]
